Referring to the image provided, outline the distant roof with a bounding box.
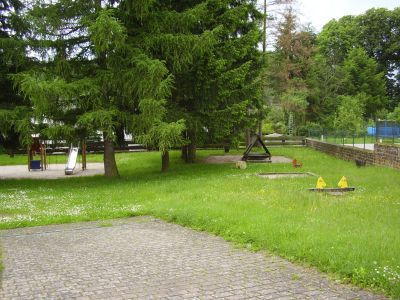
[265,133,283,137]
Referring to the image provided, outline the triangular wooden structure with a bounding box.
[242,135,271,162]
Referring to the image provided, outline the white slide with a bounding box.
[65,146,79,175]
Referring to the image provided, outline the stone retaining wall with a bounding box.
[305,139,375,164]
[374,143,400,168]
[305,139,400,169]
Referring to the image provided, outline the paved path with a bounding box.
[344,144,374,151]
[0,217,385,299]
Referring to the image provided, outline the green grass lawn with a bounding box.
[0,153,104,166]
[312,135,400,146]
[0,148,399,297]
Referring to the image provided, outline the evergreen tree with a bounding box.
[264,8,316,134]
[191,0,263,156]
[120,0,265,162]
[14,1,183,176]
[0,0,31,155]
[305,54,341,126]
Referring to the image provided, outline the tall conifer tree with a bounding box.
[14,0,183,175]
[0,0,31,155]
[127,0,264,162]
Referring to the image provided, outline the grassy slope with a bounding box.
[0,148,399,297]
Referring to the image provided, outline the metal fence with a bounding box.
[375,121,400,140]
[308,123,400,150]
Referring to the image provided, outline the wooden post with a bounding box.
[82,141,87,170]
[27,146,31,172]
[43,143,47,170]
[40,144,44,171]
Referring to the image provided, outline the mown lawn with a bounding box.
[0,152,104,166]
[0,147,399,297]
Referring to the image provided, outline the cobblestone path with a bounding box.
[0,217,385,299]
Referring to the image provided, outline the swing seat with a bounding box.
[30,160,41,170]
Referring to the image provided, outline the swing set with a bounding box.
[27,136,87,175]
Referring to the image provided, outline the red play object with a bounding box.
[292,159,303,168]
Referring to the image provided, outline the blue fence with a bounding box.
[367,127,376,136]
[368,121,400,138]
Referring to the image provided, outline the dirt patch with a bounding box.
[203,155,292,164]
[258,172,316,179]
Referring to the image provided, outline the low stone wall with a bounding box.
[305,139,375,164]
[306,139,400,169]
[374,143,400,168]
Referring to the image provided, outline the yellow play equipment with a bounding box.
[316,177,327,189]
[309,176,355,193]
[337,176,348,189]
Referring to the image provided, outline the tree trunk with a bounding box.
[103,135,119,177]
[161,150,169,172]
[246,129,251,146]
[224,145,230,153]
[181,145,188,161]
[185,130,196,163]
[187,141,196,163]
[7,149,14,158]
[182,144,196,163]
[223,138,230,153]
[182,131,196,163]
[115,125,126,147]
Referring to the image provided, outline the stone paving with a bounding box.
[0,217,386,299]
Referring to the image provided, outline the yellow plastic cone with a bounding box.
[316,177,327,189]
[338,176,348,189]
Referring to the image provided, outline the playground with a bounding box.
[0,148,399,297]
[0,163,104,179]
[0,136,105,179]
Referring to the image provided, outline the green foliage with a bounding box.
[0,0,31,153]
[387,105,400,123]
[138,120,186,153]
[334,94,366,134]
[265,106,287,134]
[339,48,388,117]
[11,0,185,174]
[281,90,308,113]
[41,125,76,143]
[134,98,186,153]
[136,99,167,128]
[77,109,121,139]
[137,0,264,150]
[318,8,400,109]
[305,54,341,125]
[88,9,126,55]
[297,122,323,137]
[317,16,359,65]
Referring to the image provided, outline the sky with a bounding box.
[295,0,399,32]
